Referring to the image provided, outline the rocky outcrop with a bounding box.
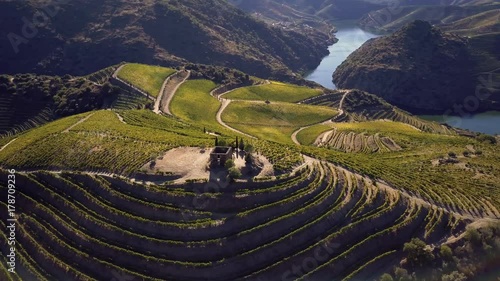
[333,20,478,114]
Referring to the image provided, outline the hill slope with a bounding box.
[0,0,331,79]
[333,20,500,114]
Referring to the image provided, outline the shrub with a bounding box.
[224,159,235,169]
[440,245,453,260]
[477,134,496,144]
[403,238,435,268]
[228,167,242,180]
[442,271,466,281]
[394,267,411,281]
[380,273,394,281]
[465,227,481,245]
[244,143,254,153]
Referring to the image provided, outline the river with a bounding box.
[420,112,500,135]
[305,22,379,89]
[305,23,499,135]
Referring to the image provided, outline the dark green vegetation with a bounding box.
[333,21,500,114]
[0,68,119,136]
[0,0,331,80]
[382,222,500,281]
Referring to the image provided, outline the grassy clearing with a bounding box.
[222,101,338,144]
[117,63,176,98]
[296,125,333,146]
[170,80,223,130]
[224,82,323,103]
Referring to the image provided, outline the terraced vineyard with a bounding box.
[0,111,212,175]
[0,160,468,280]
[85,65,119,85]
[314,128,401,153]
[304,90,454,134]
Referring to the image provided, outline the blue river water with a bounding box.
[305,23,499,135]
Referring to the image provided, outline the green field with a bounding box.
[296,124,333,146]
[117,63,176,98]
[222,101,338,143]
[224,82,323,103]
[170,79,223,130]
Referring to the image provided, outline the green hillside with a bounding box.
[224,81,323,103]
[222,101,338,143]
[117,64,176,98]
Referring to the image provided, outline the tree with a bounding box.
[228,167,242,181]
[245,153,252,164]
[244,143,254,153]
[442,271,466,281]
[465,227,481,245]
[218,139,227,146]
[380,273,394,281]
[403,238,435,268]
[394,267,412,281]
[440,245,453,260]
[239,138,245,151]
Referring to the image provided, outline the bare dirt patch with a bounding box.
[142,147,211,182]
[141,147,273,183]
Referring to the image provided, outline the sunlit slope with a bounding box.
[224,82,323,103]
[117,63,176,98]
[170,80,222,129]
[0,110,211,175]
[222,101,338,143]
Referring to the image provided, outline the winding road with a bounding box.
[155,70,191,115]
[290,90,349,145]
[215,98,256,139]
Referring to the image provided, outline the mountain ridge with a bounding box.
[0,0,331,79]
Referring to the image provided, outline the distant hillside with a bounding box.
[230,0,387,21]
[359,1,500,36]
[333,20,500,114]
[0,68,123,136]
[0,0,331,79]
